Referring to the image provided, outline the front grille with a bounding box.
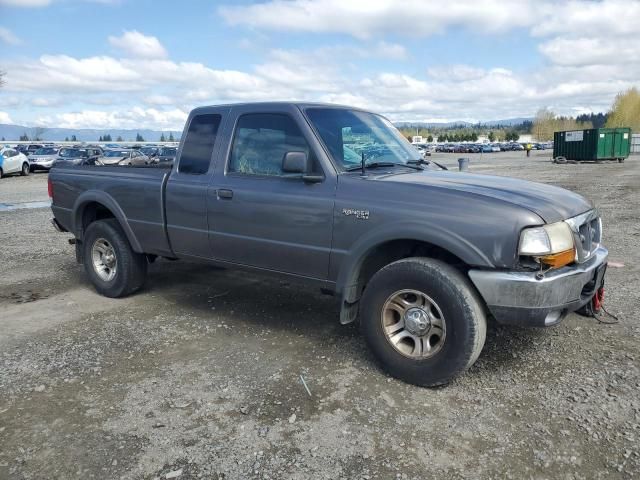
[566,210,601,263]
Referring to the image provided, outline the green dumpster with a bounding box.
[553,127,631,163]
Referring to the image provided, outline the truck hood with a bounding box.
[369,170,593,223]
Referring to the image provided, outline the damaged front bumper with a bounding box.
[468,246,608,327]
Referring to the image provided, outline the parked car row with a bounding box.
[414,141,553,156]
[0,143,178,179]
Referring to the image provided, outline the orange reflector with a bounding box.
[540,248,575,268]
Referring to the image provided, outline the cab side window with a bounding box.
[228,113,314,176]
[178,113,222,175]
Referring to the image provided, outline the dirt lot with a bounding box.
[1,151,639,479]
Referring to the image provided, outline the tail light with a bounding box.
[47,176,53,199]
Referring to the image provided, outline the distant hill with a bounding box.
[0,124,182,142]
[395,117,533,128]
[0,116,534,142]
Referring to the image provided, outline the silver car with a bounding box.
[99,149,150,166]
[28,146,59,171]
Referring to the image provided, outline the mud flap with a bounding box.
[75,241,84,264]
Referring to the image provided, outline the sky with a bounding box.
[1,0,639,131]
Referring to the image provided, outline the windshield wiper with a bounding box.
[407,158,448,171]
[345,161,423,172]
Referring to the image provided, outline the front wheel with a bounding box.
[360,258,486,387]
[21,163,30,176]
[82,219,147,297]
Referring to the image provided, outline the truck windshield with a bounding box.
[305,108,422,170]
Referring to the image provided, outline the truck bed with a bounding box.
[49,165,173,256]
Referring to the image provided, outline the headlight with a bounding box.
[519,221,575,268]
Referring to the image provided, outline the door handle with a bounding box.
[217,189,233,199]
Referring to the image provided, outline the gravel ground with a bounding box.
[1,152,639,479]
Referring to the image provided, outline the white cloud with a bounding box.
[219,0,536,39]
[4,0,640,130]
[0,96,21,108]
[0,26,22,45]
[30,97,65,107]
[373,41,407,61]
[108,30,168,59]
[0,111,14,124]
[539,36,640,67]
[0,0,120,6]
[3,47,637,128]
[35,107,188,130]
[143,95,174,106]
[0,0,51,6]
[531,0,640,38]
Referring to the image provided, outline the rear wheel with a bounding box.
[360,258,486,387]
[21,162,30,176]
[82,219,147,297]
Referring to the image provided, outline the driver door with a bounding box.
[208,106,336,280]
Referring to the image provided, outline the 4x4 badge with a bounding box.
[342,208,369,220]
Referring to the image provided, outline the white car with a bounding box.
[0,147,30,178]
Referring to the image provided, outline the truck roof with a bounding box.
[190,101,372,113]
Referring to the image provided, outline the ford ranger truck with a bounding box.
[49,102,608,386]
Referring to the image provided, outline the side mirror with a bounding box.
[282,151,323,183]
[282,151,310,174]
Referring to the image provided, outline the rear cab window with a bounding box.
[178,114,222,175]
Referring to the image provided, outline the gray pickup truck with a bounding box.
[49,102,608,386]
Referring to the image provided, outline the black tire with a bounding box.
[0,167,3,179]
[82,219,147,298]
[360,258,486,387]
[21,162,30,176]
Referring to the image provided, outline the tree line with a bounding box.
[399,87,640,143]
[17,131,178,142]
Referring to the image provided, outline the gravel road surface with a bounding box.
[1,153,639,479]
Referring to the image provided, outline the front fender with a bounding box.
[335,220,494,301]
[72,190,143,253]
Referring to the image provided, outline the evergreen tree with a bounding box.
[65,137,69,142]
[99,135,103,142]
[168,132,174,142]
[135,133,144,142]
[160,133,166,142]
[116,136,123,142]
[71,135,77,142]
